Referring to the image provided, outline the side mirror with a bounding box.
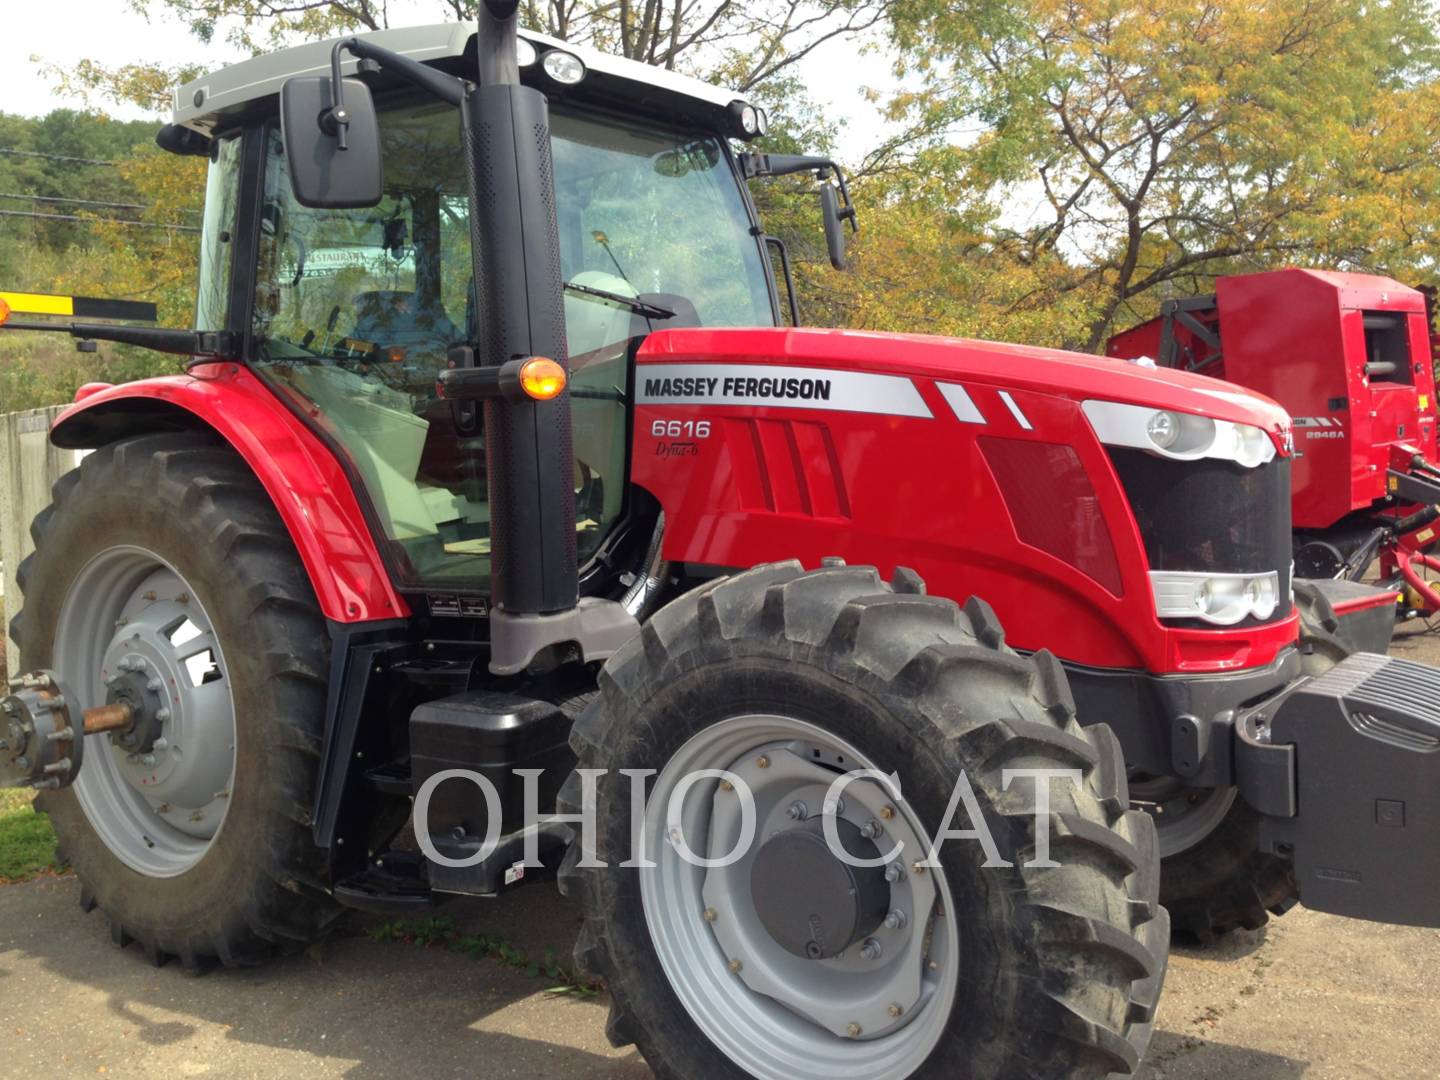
[280,75,383,209]
[819,181,848,270]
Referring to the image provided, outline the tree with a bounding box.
[887,0,1440,350]
[117,0,893,92]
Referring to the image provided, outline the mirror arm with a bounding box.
[739,151,859,234]
[323,41,353,149]
[323,37,468,139]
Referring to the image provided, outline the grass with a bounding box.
[365,914,602,997]
[0,789,57,883]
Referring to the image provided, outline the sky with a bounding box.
[0,1,898,161]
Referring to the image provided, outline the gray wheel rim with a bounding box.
[639,714,959,1080]
[1130,775,1237,857]
[53,545,237,878]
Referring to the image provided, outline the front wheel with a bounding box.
[560,562,1167,1079]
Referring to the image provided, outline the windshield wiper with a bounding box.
[564,281,675,321]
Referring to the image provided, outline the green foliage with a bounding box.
[0,109,196,412]
[883,0,1440,349]
[0,790,57,883]
[6,0,1439,402]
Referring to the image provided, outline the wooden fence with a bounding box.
[0,406,79,676]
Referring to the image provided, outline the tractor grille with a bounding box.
[1108,449,1293,625]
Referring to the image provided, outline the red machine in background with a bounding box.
[1109,268,1440,617]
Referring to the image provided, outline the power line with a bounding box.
[0,147,118,166]
[0,191,147,212]
[0,209,200,233]
[0,191,200,216]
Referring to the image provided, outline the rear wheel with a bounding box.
[561,562,1167,1079]
[12,433,340,967]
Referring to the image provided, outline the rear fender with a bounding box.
[49,364,407,623]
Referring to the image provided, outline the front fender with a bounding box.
[50,364,407,624]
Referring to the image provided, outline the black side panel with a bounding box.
[1294,578,1397,655]
[1064,650,1299,785]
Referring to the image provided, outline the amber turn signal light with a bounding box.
[0,296,11,326]
[519,357,566,400]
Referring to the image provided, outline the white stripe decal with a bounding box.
[998,390,1033,430]
[937,383,986,424]
[637,363,932,418]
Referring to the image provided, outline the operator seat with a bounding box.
[354,290,462,347]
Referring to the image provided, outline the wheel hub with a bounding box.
[696,739,944,1042]
[104,667,166,754]
[750,819,889,960]
[642,715,959,1078]
[54,549,237,876]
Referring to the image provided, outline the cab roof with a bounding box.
[172,22,753,137]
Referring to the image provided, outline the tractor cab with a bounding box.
[178,26,787,593]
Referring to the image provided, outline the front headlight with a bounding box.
[1083,400,1277,468]
[1150,570,1280,625]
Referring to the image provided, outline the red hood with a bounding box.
[640,326,1292,435]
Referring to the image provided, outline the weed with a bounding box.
[367,915,601,997]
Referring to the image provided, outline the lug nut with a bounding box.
[787,800,808,821]
[147,678,163,691]
[860,819,883,840]
[719,779,734,792]
[846,1023,862,1038]
[703,908,718,923]
[885,863,905,883]
[911,861,928,876]
[156,708,171,722]
[756,755,769,769]
[727,959,743,974]
[140,754,157,767]
[884,909,908,930]
[880,805,895,820]
[823,796,846,816]
[153,738,168,752]
[117,659,132,672]
[887,1004,904,1019]
[859,938,882,961]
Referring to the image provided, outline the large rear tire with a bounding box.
[560,562,1168,1079]
[11,433,340,967]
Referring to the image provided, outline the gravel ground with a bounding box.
[2,870,1438,1079]
[1,624,1438,1079]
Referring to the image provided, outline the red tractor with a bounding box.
[1108,268,1440,626]
[4,9,1440,1079]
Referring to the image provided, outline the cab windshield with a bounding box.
[248,99,773,588]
